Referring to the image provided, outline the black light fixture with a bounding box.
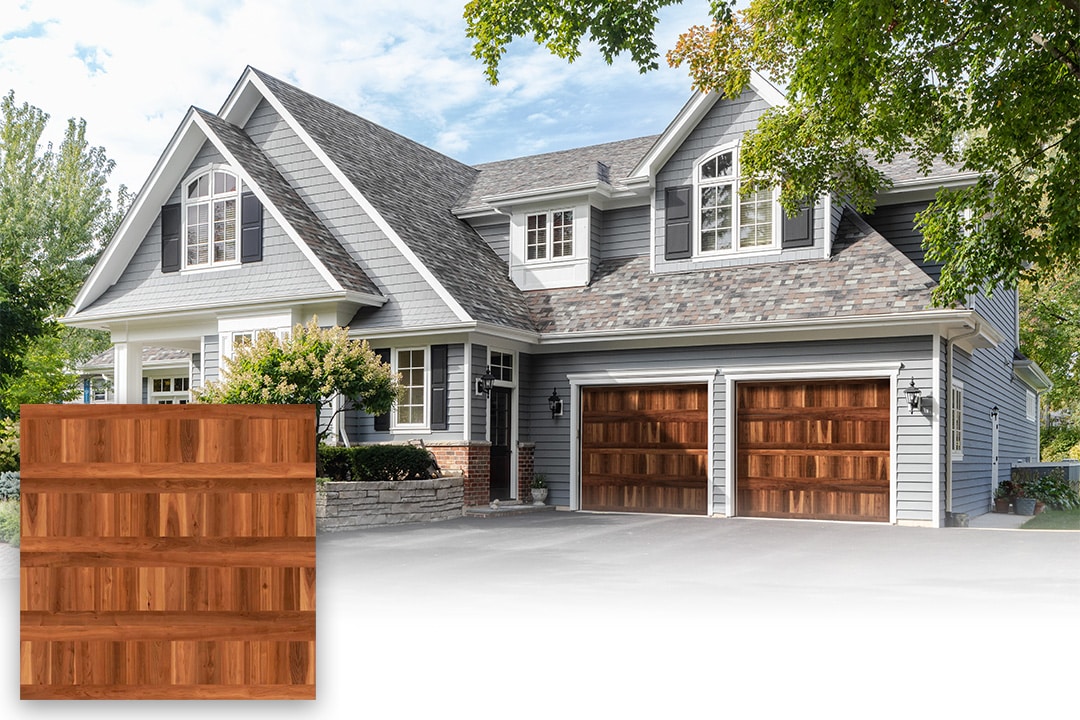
[548,387,563,418]
[904,378,922,414]
[476,366,495,397]
[991,405,999,421]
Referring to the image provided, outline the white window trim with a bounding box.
[181,164,241,272]
[148,373,192,404]
[489,348,517,388]
[524,208,575,263]
[392,346,429,430]
[950,380,964,460]
[692,142,780,257]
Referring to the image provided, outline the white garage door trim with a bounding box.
[567,369,718,513]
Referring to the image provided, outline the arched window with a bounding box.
[184,168,239,267]
[696,146,776,254]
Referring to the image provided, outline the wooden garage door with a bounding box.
[581,384,708,515]
[736,379,890,522]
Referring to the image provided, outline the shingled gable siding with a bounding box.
[79,140,332,319]
[948,288,1039,516]
[242,99,460,330]
[599,205,650,258]
[523,337,935,522]
[468,217,510,265]
[866,201,944,281]
[653,87,825,273]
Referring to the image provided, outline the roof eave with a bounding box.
[1013,358,1053,392]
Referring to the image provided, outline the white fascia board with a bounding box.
[533,310,1002,351]
[246,72,472,324]
[218,66,263,127]
[72,108,205,314]
[61,292,360,329]
[479,180,604,207]
[1013,358,1053,391]
[190,112,347,295]
[627,72,786,182]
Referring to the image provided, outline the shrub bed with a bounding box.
[0,471,19,501]
[317,444,439,483]
[0,500,19,547]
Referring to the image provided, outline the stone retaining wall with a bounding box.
[316,471,464,532]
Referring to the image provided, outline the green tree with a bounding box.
[465,1,1080,307]
[0,90,128,415]
[1020,264,1080,415]
[194,319,399,444]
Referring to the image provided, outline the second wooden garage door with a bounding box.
[736,379,891,522]
[581,384,708,515]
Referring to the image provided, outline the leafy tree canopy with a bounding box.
[465,1,1080,306]
[1021,264,1080,417]
[0,90,128,415]
[194,319,399,444]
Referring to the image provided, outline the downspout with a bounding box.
[945,320,981,523]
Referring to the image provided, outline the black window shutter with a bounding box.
[160,203,181,273]
[664,186,692,260]
[373,348,391,431]
[782,204,814,249]
[430,344,448,431]
[241,191,263,263]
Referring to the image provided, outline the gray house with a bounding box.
[65,66,1049,526]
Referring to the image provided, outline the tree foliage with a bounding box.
[466,1,1080,306]
[1020,264,1080,417]
[193,319,399,444]
[464,0,683,84]
[0,90,128,416]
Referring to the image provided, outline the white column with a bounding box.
[113,342,143,404]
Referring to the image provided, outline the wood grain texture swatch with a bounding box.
[19,404,316,700]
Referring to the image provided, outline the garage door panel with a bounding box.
[582,384,708,515]
[736,379,890,522]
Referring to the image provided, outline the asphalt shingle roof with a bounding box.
[524,208,936,335]
[81,346,190,371]
[456,135,660,209]
[196,109,381,297]
[254,70,536,332]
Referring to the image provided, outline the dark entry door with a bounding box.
[490,387,513,500]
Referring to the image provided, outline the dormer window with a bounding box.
[184,168,239,268]
[695,145,776,255]
[526,209,573,261]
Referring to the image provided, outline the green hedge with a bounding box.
[317,444,440,483]
[0,500,19,547]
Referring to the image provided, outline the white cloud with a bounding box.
[0,1,707,191]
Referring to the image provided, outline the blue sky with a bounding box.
[0,1,710,194]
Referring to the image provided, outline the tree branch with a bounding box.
[1032,31,1080,82]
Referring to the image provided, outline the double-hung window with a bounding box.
[526,209,573,261]
[395,348,427,427]
[951,380,964,459]
[185,169,239,268]
[696,146,775,254]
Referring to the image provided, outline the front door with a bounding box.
[490,387,513,500]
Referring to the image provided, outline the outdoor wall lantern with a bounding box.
[904,378,922,414]
[475,366,495,397]
[991,405,999,421]
[548,387,563,418]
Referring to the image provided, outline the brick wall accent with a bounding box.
[427,441,491,507]
[517,442,535,502]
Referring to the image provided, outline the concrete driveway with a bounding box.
[2,515,1077,718]
[315,513,1080,718]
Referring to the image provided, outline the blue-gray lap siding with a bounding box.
[78,140,333,318]
[345,343,467,443]
[242,99,461,330]
[948,288,1039,516]
[653,88,826,273]
[519,336,936,522]
[865,202,943,282]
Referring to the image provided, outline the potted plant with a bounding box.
[1013,482,1037,516]
[992,481,1013,513]
[530,474,548,505]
